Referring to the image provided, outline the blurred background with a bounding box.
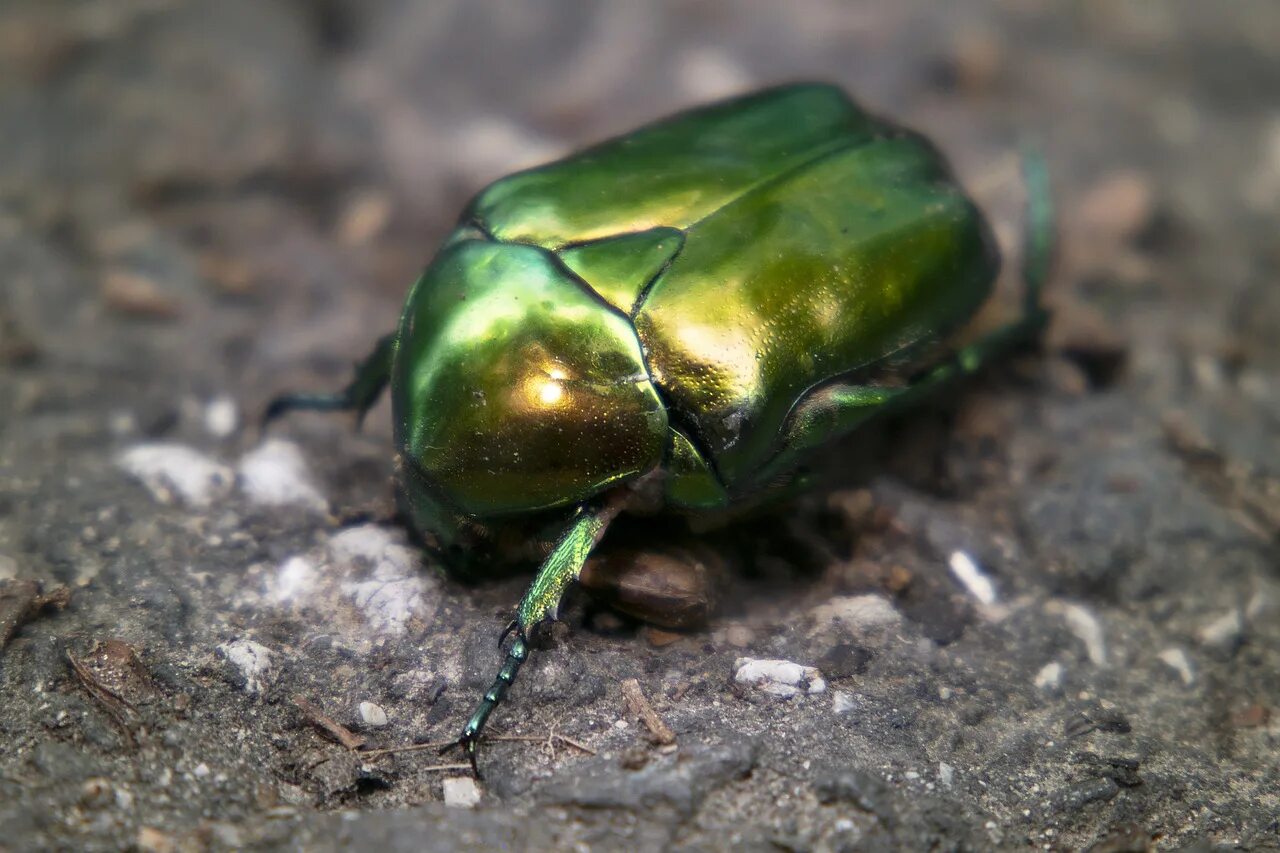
[2,2,1277,850]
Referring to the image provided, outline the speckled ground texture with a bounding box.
[2,1,1279,851]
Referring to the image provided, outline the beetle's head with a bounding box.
[390,239,668,543]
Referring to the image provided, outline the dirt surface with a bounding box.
[2,2,1279,850]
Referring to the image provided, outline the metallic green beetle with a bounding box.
[266,83,1052,774]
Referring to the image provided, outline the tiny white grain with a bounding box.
[948,550,997,605]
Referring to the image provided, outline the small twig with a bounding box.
[550,733,596,756]
[361,732,595,761]
[399,762,472,773]
[621,678,676,746]
[291,695,366,751]
[359,740,453,758]
[488,733,596,755]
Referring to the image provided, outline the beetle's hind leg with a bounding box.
[897,146,1055,381]
[444,503,616,777]
[937,147,1055,366]
[1019,146,1054,322]
[261,332,396,430]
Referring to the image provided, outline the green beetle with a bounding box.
[266,83,1052,774]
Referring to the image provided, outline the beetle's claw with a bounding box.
[439,733,482,779]
[497,619,521,650]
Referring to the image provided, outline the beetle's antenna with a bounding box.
[442,500,621,777]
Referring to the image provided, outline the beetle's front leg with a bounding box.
[262,332,397,430]
[444,503,615,777]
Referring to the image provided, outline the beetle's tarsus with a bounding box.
[439,734,483,779]
[465,739,480,778]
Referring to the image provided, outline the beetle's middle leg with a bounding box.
[445,500,621,776]
[262,332,396,430]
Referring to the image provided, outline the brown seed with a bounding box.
[1075,171,1155,243]
[102,271,181,319]
[136,826,176,853]
[338,192,393,246]
[643,626,683,647]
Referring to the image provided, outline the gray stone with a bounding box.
[540,739,760,817]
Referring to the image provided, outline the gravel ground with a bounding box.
[2,2,1278,850]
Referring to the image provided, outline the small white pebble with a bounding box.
[1197,608,1243,650]
[1191,355,1226,391]
[442,777,481,808]
[217,639,275,696]
[1050,601,1107,666]
[327,525,401,565]
[1034,661,1064,691]
[204,396,239,439]
[904,770,920,780]
[118,443,234,507]
[1157,647,1195,686]
[193,763,210,779]
[237,440,327,513]
[948,550,997,605]
[734,657,826,698]
[613,719,629,729]
[725,624,754,648]
[832,691,856,714]
[341,565,432,637]
[809,594,902,636]
[272,556,316,603]
[358,701,388,727]
[938,762,954,788]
